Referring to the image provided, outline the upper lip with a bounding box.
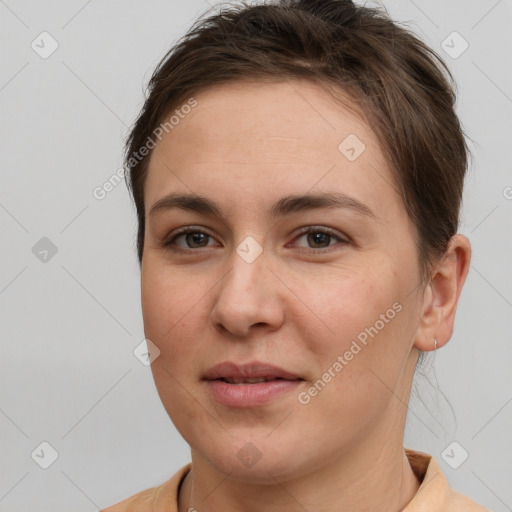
[203,361,302,381]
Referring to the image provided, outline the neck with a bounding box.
[178,433,421,512]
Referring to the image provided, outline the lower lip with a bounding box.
[205,379,302,407]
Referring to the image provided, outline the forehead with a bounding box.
[145,79,401,223]
[152,79,378,161]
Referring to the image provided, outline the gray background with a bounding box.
[0,0,510,510]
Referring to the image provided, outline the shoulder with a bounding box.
[100,487,158,512]
[100,463,191,512]
[405,448,489,511]
[444,487,489,511]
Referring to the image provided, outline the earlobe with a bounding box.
[413,234,472,352]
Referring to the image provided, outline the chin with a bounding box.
[192,434,319,484]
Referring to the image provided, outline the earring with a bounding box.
[434,337,438,350]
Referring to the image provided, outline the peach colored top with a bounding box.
[101,448,488,511]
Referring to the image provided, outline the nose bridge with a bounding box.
[224,238,266,300]
[211,238,281,336]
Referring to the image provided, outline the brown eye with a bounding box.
[163,228,217,250]
[306,231,331,248]
[291,227,348,252]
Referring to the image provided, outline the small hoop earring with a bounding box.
[434,338,438,350]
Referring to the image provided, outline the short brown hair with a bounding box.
[124,0,468,284]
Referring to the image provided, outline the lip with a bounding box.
[203,361,302,381]
[203,361,303,407]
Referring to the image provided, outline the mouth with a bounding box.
[203,361,304,407]
[216,376,298,384]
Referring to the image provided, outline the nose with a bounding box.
[209,248,285,338]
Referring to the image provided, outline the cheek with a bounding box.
[297,263,409,401]
[141,260,205,368]
[298,259,401,351]
[142,255,193,336]
[142,263,211,440]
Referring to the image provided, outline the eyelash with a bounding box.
[162,226,349,254]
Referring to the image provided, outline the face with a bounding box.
[141,79,425,482]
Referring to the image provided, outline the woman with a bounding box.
[103,0,487,510]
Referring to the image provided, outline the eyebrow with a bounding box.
[148,191,376,220]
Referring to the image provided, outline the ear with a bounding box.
[413,234,471,351]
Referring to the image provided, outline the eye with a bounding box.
[163,227,218,250]
[290,226,348,252]
[162,226,349,253]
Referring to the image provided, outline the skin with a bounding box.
[141,79,471,512]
